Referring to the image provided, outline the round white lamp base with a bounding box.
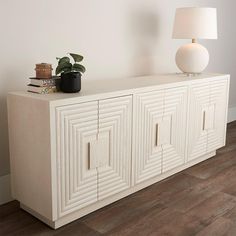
[175,43,209,74]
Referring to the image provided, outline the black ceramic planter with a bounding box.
[60,72,81,93]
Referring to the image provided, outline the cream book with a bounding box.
[27,85,57,94]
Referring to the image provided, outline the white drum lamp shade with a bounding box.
[172,7,217,74]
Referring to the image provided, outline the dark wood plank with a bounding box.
[222,181,236,197]
[184,151,236,180]
[81,173,201,233]
[186,192,236,225]
[164,165,236,213]
[195,217,233,236]
[10,221,101,236]
[192,164,236,194]
[7,221,54,236]
[223,205,236,222]
[127,173,202,207]
[162,184,215,213]
[0,200,20,219]
[53,222,101,236]
[82,203,165,234]
[0,210,39,236]
[106,207,205,236]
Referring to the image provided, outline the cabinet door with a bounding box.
[56,102,98,217]
[133,90,164,184]
[207,78,229,152]
[98,96,132,200]
[188,81,210,161]
[162,86,188,172]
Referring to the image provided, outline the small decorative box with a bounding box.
[35,63,53,79]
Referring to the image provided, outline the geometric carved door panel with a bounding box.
[162,86,188,172]
[133,86,188,182]
[98,96,132,200]
[187,81,210,161]
[55,101,99,217]
[133,90,164,184]
[207,78,228,152]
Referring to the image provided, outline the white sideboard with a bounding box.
[7,73,230,229]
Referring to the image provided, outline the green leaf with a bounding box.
[56,62,72,75]
[72,63,86,73]
[69,53,83,63]
[62,67,72,74]
[58,57,70,64]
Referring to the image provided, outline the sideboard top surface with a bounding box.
[9,73,229,103]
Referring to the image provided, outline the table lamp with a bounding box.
[172,7,217,74]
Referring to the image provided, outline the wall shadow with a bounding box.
[128,9,159,76]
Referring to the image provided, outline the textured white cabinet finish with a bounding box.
[162,86,188,172]
[8,74,230,228]
[55,97,132,217]
[98,96,132,200]
[133,86,188,184]
[55,101,99,217]
[187,77,229,161]
[188,80,209,161]
[133,89,164,184]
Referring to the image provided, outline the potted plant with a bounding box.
[56,53,86,93]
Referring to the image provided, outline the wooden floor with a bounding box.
[1,122,236,236]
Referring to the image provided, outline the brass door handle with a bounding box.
[202,110,206,131]
[155,123,159,146]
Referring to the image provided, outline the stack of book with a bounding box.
[27,63,60,94]
[27,76,60,94]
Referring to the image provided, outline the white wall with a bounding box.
[0,0,235,196]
